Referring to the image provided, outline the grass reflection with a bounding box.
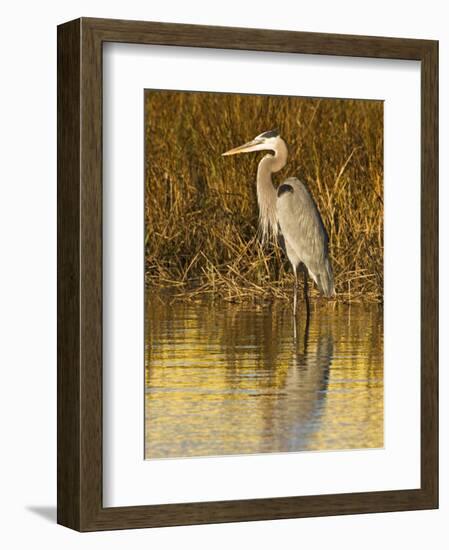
[145,293,383,459]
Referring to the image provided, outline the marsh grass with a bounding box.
[145,91,383,303]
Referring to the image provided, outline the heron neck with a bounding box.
[259,140,288,174]
[256,149,287,241]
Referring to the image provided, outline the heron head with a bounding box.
[222,129,282,156]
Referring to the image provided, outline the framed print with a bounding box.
[57,17,438,531]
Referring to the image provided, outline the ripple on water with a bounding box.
[145,294,384,459]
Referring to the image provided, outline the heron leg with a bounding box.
[302,264,311,320]
[293,267,298,317]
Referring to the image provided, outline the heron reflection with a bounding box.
[145,295,383,459]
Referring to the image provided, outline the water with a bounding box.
[145,294,383,459]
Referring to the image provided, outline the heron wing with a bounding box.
[276,177,335,297]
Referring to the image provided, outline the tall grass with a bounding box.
[145,91,383,303]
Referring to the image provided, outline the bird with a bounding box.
[222,129,335,316]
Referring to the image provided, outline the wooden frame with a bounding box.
[57,17,438,531]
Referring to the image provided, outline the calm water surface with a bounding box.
[145,294,383,459]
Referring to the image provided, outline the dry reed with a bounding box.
[145,91,383,303]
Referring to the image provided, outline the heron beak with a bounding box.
[222,139,262,156]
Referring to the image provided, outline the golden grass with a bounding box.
[145,91,383,303]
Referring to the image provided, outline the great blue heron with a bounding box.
[222,129,335,316]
